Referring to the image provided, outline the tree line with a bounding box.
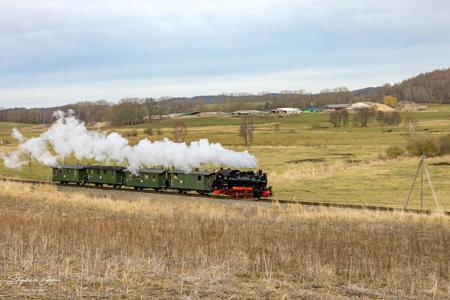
[329,109,402,128]
[1,68,449,125]
[0,99,165,126]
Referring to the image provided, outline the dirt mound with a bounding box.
[372,103,395,112]
[395,101,427,112]
[347,102,394,112]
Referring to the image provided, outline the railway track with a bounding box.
[1,177,449,216]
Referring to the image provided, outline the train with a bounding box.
[51,165,273,198]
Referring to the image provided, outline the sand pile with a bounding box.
[395,101,427,112]
[372,103,395,112]
[347,102,394,112]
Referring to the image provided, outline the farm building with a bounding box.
[166,111,201,118]
[231,110,266,115]
[302,106,321,113]
[270,107,302,114]
[323,104,350,110]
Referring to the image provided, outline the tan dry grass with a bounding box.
[0,182,449,298]
[269,158,389,184]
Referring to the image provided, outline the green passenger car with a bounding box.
[85,166,125,187]
[52,165,86,184]
[124,168,167,190]
[167,170,215,193]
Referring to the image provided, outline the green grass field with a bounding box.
[1,104,450,210]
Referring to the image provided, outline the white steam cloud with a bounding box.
[0,111,258,171]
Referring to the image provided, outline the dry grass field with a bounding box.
[2,104,450,209]
[0,181,449,298]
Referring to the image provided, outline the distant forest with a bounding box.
[1,67,449,125]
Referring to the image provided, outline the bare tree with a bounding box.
[143,98,158,122]
[404,117,418,137]
[329,110,349,128]
[352,108,375,127]
[172,120,187,142]
[240,116,255,147]
[329,111,339,127]
[110,99,146,126]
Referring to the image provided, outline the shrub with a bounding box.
[143,127,153,136]
[406,135,439,157]
[385,146,405,159]
[383,95,398,107]
[376,111,402,126]
[438,134,450,155]
[173,121,187,142]
[124,130,138,137]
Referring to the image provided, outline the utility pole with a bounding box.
[28,152,32,177]
[404,155,441,211]
[420,162,423,210]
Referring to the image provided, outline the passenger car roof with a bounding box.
[54,164,85,170]
[84,165,125,171]
[131,168,167,174]
[167,169,216,176]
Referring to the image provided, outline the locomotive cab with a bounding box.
[212,169,272,199]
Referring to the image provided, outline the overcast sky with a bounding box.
[0,0,449,108]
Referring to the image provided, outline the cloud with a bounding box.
[2,60,449,108]
[0,0,449,107]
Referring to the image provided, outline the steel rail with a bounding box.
[1,177,449,216]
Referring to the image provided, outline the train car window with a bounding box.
[197,175,202,181]
[145,175,149,179]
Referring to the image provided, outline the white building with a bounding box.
[270,107,302,114]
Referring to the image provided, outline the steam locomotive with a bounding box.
[52,165,273,199]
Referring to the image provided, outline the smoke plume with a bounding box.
[0,111,258,171]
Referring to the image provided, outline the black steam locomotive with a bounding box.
[212,169,272,198]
